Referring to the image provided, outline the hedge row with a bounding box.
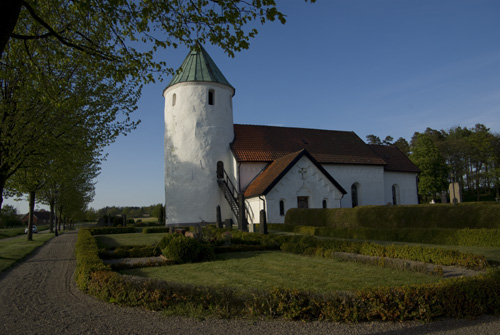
[87,227,137,235]
[269,224,500,248]
[76,229,500,321]
[99,245,161,259]
[276,236,488,270]
[142,227,171,234]
[285,203,500,229]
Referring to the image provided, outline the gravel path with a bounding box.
[0,231,499,335]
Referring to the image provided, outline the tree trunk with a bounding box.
[49,199,55,234]
[27,191,35,241]
[0,0,23,57]
[0,174,7,212]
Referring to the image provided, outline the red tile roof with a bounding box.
[244,149,346,198]
[232,124,386,165]
[369,145,420,173]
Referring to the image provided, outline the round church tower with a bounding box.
[163,45,235,225]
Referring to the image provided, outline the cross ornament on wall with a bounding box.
[298,167,307,180]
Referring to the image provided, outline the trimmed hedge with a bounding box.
[87,227,137,235]
[75,228,500,321]
[285,203,500,229]
[142,227,171,234]
[99,245,161,259]
[269,224,500,248]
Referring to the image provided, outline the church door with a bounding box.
[297,196,309,209]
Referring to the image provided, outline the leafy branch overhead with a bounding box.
[1,0,314,81]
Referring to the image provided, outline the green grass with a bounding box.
[0,233,55,272]
[135,217,159,223]
[0,228,26,239]
[122,251,441,292]
[95,232,169,248]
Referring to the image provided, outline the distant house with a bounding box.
[22,211,52,225]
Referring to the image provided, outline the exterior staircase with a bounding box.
[216,161,240,220]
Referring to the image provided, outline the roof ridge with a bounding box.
[234,123,355,134]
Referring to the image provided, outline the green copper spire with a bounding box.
[166,44,233,89]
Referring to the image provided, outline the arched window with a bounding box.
[279,200,285,216]
[351,183,358,208]
[392,184,399,205]
[172,93,176,106]
[208,89,215,105]
[322,199,327,209]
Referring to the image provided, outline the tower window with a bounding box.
[172,93,176,106]
[322,199,327,209]
[208,89,215,105]
[279,200,285,216]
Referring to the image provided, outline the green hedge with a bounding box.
[285,203,500,229]
[75,228,499,321]
[270,224,500,248]
[99,245,161,259]
[87,227,137,235]
[75,229,110,291]
[142,227,171,234]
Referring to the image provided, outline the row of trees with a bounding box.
[367,124,500,202]
[85,204,164,222]
[1,1,296,239]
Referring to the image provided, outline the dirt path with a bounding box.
[0,231,499,335]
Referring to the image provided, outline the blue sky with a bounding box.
[6,0,500,214]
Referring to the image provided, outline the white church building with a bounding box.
[163,45,420,227]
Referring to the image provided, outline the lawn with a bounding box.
[122,251,442,292]
[0,233,55,272]
[0,228,26,239]
[95,232,168,248]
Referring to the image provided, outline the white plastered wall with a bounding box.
[383,171,419,205]
[323,164,385,208]
[164,82,235,224]
[245,155,344,224]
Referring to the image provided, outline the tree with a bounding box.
[410,133,448,202]
[0,1,311,75]
[393,137,410,156]
[0,21,139,210]
[366,134,382,145]
[1,0,316,211]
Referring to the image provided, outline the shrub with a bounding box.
[161,235,214,263]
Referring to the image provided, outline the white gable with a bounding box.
[245,155,344,224]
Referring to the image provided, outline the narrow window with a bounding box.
[392,184,398,205]
[279,200,285,216]
[322,199,327,209]
[208,89,215,105]
[351,184,358,208]
[172,93,176,106]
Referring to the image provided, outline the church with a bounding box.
[163,45,420,227]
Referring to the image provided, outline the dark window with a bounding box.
[297,196,309,209]
[322,199,327,209]
[392,185,398,205]
[351,184,358,208]
[208,89,215,105]
[172,93,176,106]
[279,200,285,216]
